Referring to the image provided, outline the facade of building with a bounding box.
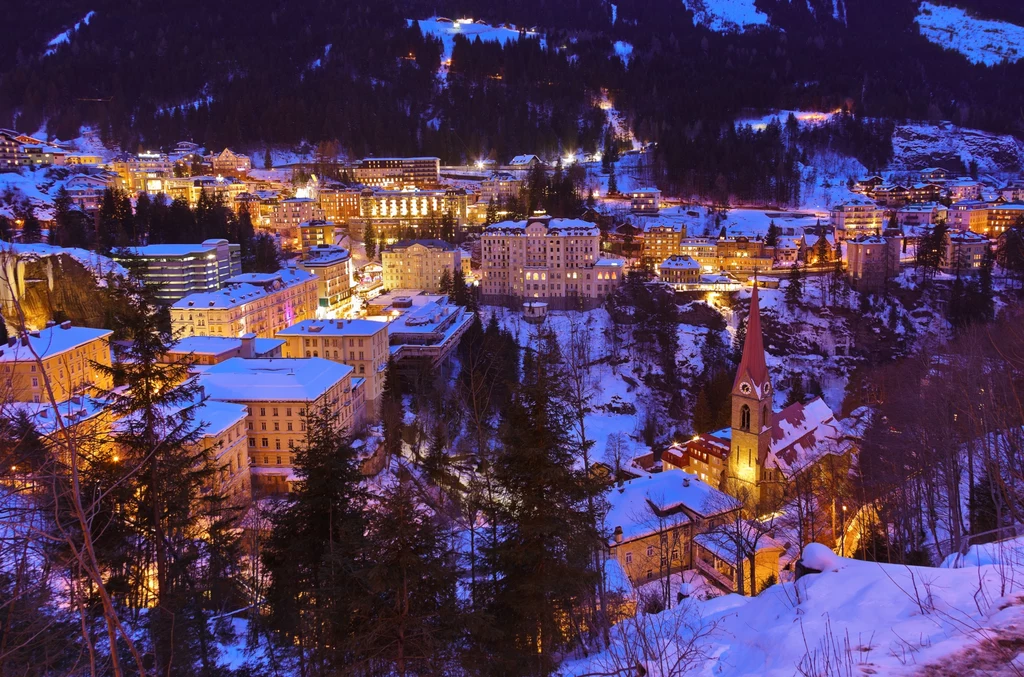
[949,200,990,234]
[479,217,622,308]
[947,180,983,202]
[354,157,440,188]
[717,237,774,273]
[298,220,341,251]
[986,204,1024,237]
[161,334,284,366]
[356,188,469,244]
[630,189,662,214]
[381,240,462,292]
[296,244,355,316]
[846,235,901,291]
[0,323,113,403]
[64,174,117,212]
[385,298,474,371]
[277,318,389,416]
[642,222,684,267]
[118,239,242,303]
[198,358,361,495]
[170,268,319,338]
[270,198,325,249]
[209,148,252,177]
[830,199,884,239]
[897,203,948,228]
[658,255,702,287]
[480,172,522,205]
[111,152,173,193]
[316,187,362,223]
[679,238,720,272]
[943,231,989,274]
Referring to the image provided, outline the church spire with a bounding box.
[733,283,770,394]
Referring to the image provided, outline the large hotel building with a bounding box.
[117,239,242,303]
[353,157,440,188]
[479,216,624,308]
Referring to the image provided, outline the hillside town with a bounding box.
[2,125,1024,676]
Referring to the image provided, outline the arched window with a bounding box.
[763,406,769,429]
[740,405,751,431]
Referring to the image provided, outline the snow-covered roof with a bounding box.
[198,358,353,402]
[768,397,844,474]
[0,324,111,362]
[173,269,316,310]
[168,335,284,357]
[694,523,785,561]
[508,154,540,165]
[278,318,388,337]
[605,470,741,546]
[10,394,110,436]
[659,255,701,270]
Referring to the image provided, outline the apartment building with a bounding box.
[986,204,1024,237]
[479,216,621,308]
[64,174,117,212]
[298,220,341,251]
[277,318,389,415]
[356,188,469,244]
[198,357,361,495]
[296,244,355,316]
[717,237,773,272]
[943,231,989,274]
[641,221,684,268]
[354,157,440,188]
[658,255,701,287]
[316,187,362,222]
[117,239,242,303]
[846,234,901,291]
[0,131,20,171]
[170,268,319,338]
[480,172,522,205]
[947,179,983,202]
[830,199,884,239]
[209,148,252,177]
[270,198,325,249]
[630,189,662,214]
[949,200,989,234]
[381,240,462,292]
[111,152,173,193]
[0,322,113,403]
[385,298,474,372]
[679,238,720,272]
[897,202,948,228]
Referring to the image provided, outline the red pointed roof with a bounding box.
[733,284,771,393]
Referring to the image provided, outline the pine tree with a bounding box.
[785,265,803,307]
[381,358,405,461]
[692,389,713,434]
[438,267,453,295]
[264,147,273,170]
[485,198,499,226]
[263,406,369,672]
[359,483,464,675]
[251,232,281,273]
[765,220,779,247]
[606,167,618,196]
[20,207,41,244]
[365,221,378,260]
[478,331,601,675]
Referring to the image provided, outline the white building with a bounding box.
[118,239,242,303]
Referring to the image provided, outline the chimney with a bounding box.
[613,526,623,544]
[683,477,691,488]
[240,333,256,359]
[20,335,29,347]
[60,320,71,330]
[45,320,55,328]
[652,446,663,473]
[6,338,14,347]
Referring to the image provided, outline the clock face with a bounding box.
[740,382,752,395]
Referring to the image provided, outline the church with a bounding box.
[683,284,857,507]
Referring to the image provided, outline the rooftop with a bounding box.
[660,255,701,270]
[199,358,354,402]
[174,269,317,310]
[0,323,112,362]
[277,318,388,337]
[168,335,284,357]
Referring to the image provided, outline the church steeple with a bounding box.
[726,283,773,503]
[732,283,771,397]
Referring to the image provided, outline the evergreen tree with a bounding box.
[692,389,713,434]
[263,407,369,672]
[20,207,41,244]
[785,265,803,306]
[264,147,273,170]
[381,358,405,462]
[251,232,281,273]
[996,225,1024,291]
[438,267,453,294]
[606,167,618,196]
[485,198,499,226]
[451,268,474,309]
[234,202,256,268]
[365,221,378,260]
[478,330,601,675]
[765,220,779,247]
[0,215,11,240]
[787,376,806,406]
[359,483,464,675]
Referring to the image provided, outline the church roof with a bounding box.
[733,285,771,395]
[768,397,845,474]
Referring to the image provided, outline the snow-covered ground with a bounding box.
[683,0,769,33]
[44,11,95,57]
[890,120,1024,173]
[566,540,1024,676]
[916,1,1024,65]
[734,109,841,132]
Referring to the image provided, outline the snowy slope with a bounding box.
[916,2,1024,65]
[683,0,769,33]
[567,540,1024,676]
[44,11,95,57]
[890,121,1024,173]
[411,18,544,63]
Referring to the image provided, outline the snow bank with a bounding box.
[10,243,128,280]
[916,2,1024,65]
[801,542,841,570]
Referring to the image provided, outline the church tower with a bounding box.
[726,284,773,504]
